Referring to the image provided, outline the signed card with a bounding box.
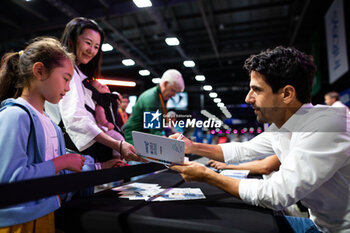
[132,131,185,165]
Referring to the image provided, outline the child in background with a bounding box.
[118,94,130,127]
[0,37,116,232]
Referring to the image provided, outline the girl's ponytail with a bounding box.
[0,52,22,102]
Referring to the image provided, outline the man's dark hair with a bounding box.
[243,46,316,103]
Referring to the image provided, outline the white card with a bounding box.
[220,170,250,179]
[132,131,185,165]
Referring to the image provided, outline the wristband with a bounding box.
[95,162,102,170]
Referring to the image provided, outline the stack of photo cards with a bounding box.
[112,182,206,201]
[112,182,163,200]
[150,188,206,202]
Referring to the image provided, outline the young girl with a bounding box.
[0,37,92,232]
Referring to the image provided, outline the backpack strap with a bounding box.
[0,103,34,152]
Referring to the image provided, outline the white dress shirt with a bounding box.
[220,103,350,233]
[58,66,102,151]
[332,100,350,111]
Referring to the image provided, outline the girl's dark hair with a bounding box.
[0,37,75,102]
[243,46,316,103]
[61,17,105,79]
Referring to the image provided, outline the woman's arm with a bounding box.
[93,132,146,162]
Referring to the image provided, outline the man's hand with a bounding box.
[120,141,148,162]
[169,133,193,154]
[170,161,212,182]
[207,160,228,170]
[171,161,241,198]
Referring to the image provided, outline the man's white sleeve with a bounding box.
[219,132,275,164]
[238,131,350,210]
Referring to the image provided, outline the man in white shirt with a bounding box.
[171,46,350,233]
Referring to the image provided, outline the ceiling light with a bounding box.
[165,37,180,46]
[217,102,224,107]
[133,0,152,8]
[96,79,136,87]
[203,85,212,91]
[200,110,209,116]
[195,75,205,81]
[221,108,232,118]
[139,69,150,76]
[101,43,113,52]
[213,98,221,103]
[183,60,195,67]
[152,78,161,84]
[209,92,217,98]
[200,110,218,120]
[122,59,135,66]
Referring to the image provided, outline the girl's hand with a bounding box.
[53,153,85,173]
[64,153,86,172]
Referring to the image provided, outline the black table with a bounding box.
[56,169,292,233]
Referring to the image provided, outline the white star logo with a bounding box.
[151,110,162,122]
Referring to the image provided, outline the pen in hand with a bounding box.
[175,134,189,163]
[176,134,184,140]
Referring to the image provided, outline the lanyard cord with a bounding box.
[159,93,168,115]
[119,108,128,124]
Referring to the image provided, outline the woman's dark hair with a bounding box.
[61,17,105,79]
[243,46,316,103]
[0,37,75,102]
